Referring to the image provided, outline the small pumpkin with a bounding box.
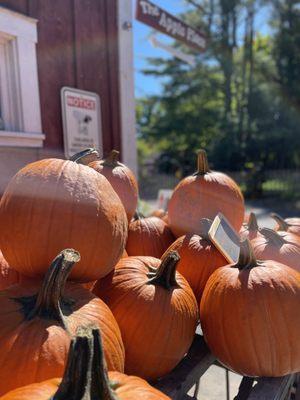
[0,328,169,400]
[239,212,260,240]
[251,228,300,272]
[151,209,167,219]
[0,151,128,282]
[93,252,198,381]
[271,213,300,237]
[126,213,175,258]
[0,249,124,395]
[89,150,138,222]
[0,250,21,290]
[168,150,245,237]
[200,239,300,377]
[162,219,227,302]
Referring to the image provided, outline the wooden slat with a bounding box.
[154,335,215,399]
[1,0,28,14]
[248,374,296,400]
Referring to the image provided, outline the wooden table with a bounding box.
[154,334,299,400]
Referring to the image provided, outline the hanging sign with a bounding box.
[149,36,196,66]
[136,0,207,52]
[61,87,103,158]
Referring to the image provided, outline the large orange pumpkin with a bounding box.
[0,328,169,400]
[200,240,300,377]
[89,150,138,222]
[168,150,245,237]
[251,228,300,272]
[93,252,198,381]
[271,213,300,237]
[0,249,124,395]
[126,214,175,258]
[0,250,21,290]
[239,212,260,240]
[162,219,227,302]
[0,156,127,282]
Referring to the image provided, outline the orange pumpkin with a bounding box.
[271,213,300,237]
[239,212,260,240]
[0,328,169,400]
[200,240,300,377]
[162,219,227,302]
[168,150,245,237]
[0,249,124,395]
[0,250,21,290]
[151,209,167,219]
[93,252,198,381]
[126,214,175,258]
[89,150,138,222]
[0,156,127,282]
[251,228,300,272]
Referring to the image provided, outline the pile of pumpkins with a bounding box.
[0,148,299,399]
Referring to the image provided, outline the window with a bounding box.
[0,6,45,147]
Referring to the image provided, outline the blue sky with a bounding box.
[132,0,271,97]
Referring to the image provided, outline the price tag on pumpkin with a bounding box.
[208,213,240,264]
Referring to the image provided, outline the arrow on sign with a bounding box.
[149,36,196,66]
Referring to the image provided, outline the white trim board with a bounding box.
[118,0,138,177]
[0,131,45,147]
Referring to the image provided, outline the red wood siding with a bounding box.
[3,0,121,156]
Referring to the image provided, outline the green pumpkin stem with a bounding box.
[147,251,180,290]
[260,228,286,246]
[198,218,212,240]
[196,149,210,175]
[52,328,118,400]
[102,150,120,167]
[247,212,259,232]
[70,148,99,165]
[234,239,257,270]
[23,249,80,330]
[270,213,289,231]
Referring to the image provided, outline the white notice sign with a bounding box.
[61,87,102,158]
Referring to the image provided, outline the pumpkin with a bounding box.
[239,212,260,240]
[126,214,175,258]
[0,154,127,282]
[0,249,124,395]
[89,150,138,222]
[0,328,169,400]
[93,252,198,381]
[200,239,300,377]
[251,228,300,272]
[151,209,167,219]
[161,219,227,302]
[0,250,21,290]
[168,150,245,237]
[271,213,300,237]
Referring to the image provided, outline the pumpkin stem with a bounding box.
[24,249,80,329]
[198,218,212,239]
[234,239,257,270]
[102,150,120,167]
[270,213,289,231]
[147,251,180,290]
[247,212,259,232]
[70,148,99,165]
[260,228,286,246]
[133,210,144,221]
[52,327,118,400]
[196,149,210,175]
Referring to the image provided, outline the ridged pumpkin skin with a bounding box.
[251,228,300,272]
[162,231,227,302]
[0,159,127,282]
[93,255,198,381]
[126,216,175,258]
[89,150,138,222]
[0,251,124,395]
[200,242,300,377]
[0,373,170,400]
[272,213,300,238]
[0,250,21,290]
[168,151,244,237]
